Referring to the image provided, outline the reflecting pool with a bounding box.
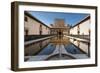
[24,36,90,61]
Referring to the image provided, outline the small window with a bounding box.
[25,17,28,22]
[25,29,28,36]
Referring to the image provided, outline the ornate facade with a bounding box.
[50,19,70,36]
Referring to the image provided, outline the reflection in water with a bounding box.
[38,43,56,55]
[77,40,80,47]
[24,36,90,61]
[70,38,90,55]
[64,43,84,54]
[25,39,50,56]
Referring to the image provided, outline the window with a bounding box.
[25,29,28,36]
[25,16,28,22]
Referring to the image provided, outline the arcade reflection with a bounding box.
[24,36,90,61]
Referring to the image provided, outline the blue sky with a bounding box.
[28,11,89,26]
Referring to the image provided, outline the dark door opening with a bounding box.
[40,31,42,35]
[25,29,28,36]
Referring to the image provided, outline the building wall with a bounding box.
[24,15,50,35]
[70,26,78,35]
[54,19,65,28]
[24,15,40,35]
[70,17,90,35]
[42,25,50,35]
[51,19,70,35]
[79,19,90,35]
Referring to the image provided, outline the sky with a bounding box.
[28,11,89,27]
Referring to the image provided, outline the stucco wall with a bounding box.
[70,26,78,35]
[24,15,50,35]
[42,25,50,35]
[70,18,90,35]
[80,19,90,35]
